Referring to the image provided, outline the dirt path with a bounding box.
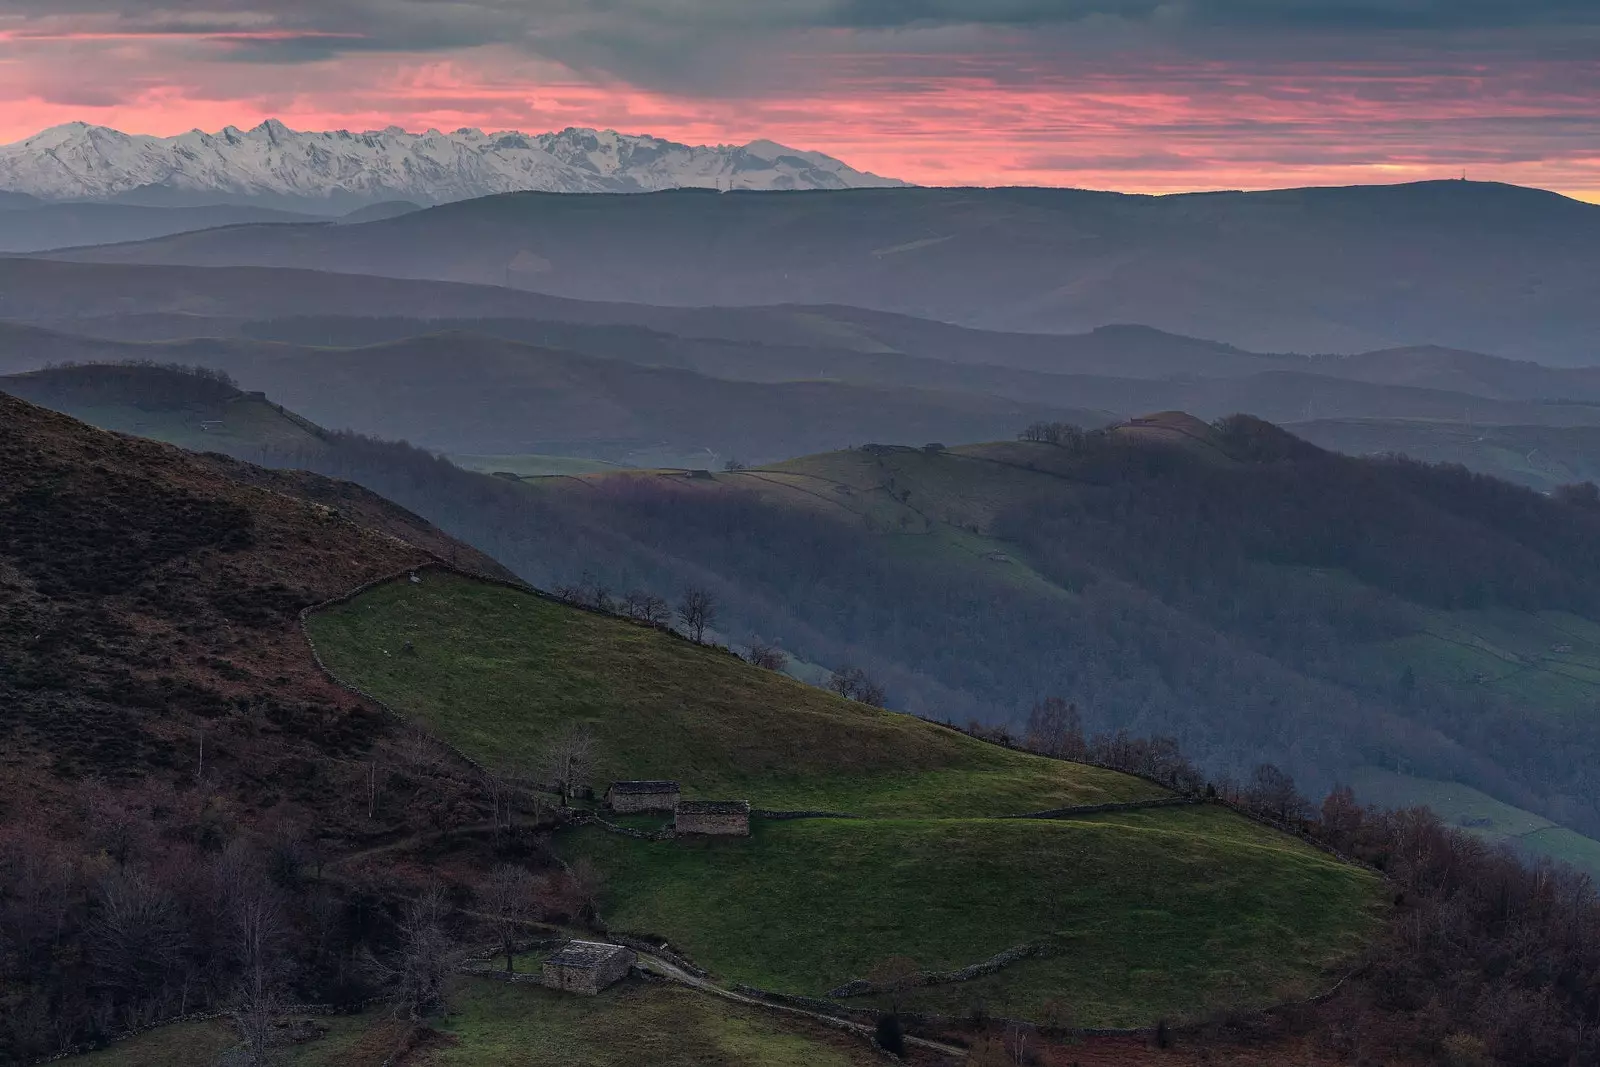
[631,953,966,1059]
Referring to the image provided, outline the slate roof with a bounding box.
[609,780,681,794]
[545,941,631,969]
[676,800,751,815]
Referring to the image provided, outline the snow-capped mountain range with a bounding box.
[0,121,907,210]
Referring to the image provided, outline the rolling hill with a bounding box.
[0,392,1389,1065]
[0,337,1101,462]
[0,201,320,253]
[476,414,1600,869]
[13,361,1600,865]
[305,569,1384,1026]
[35,181,1600,362]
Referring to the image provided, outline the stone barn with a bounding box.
[606,780,681,814]
[675,799,751,837]
[540,941,636,995]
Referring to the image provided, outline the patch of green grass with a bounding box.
[305,572,1160,816]
[430,978,881,1067]
[66,982,881,1067]
[1346,767,1554,839]
[1345,766,1600,878]
[1520,828,1600,876]
[450,454,626,477]
[65,1020,239,1066]
[564,809,1385,1026]
[1365,608,1600,717]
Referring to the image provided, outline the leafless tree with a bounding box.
[1023,697,1086,760]
[1003,1020,1037,1064]
[88,869,186,1026]
[480,865,540,974]
[678,587,717,643]
[381,886,459,1020]
[829,665,887,707]
[232,886,288,1066]
[541,724,598,807]
[623,590,672,627]
[747,639,789,672]
[1018,421,1085,447]
[1246,763,1306,822]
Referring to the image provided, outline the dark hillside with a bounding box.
[495,418,1600,850]
[37,181,1600,361]
[0,392,506,799]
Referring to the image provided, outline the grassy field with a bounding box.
[68,979,892,1067]
[306,573,1386,1028]
[30,397,325,456]
[565,809,1384,1026]
[305,572,1162,817]
[1347,766,1600,877]
[450,453,626,477]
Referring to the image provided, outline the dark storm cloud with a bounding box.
[7,1,1600,55]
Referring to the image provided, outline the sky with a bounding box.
[1,1,1598,201]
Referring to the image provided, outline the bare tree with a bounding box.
[1023,697,1086,760]
[1246,763,1306,822]
[382,886,458,1020]
[88,869,187,1028]
[479,865,540,974]
[829,665,887,707]
[232,886,288,1066]
[747,639,789,672]
[678,587,717,643]
[1018,421,1085,447]
[541,724,597,808]
[623,590,672,627]
[480,769,516,846]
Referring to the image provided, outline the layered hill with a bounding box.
[0,338,1099,463]
[470,415,1600,867]
[35,181,1600,362]
[0,392,1389,1063]
[306,569,1384,1026]
[0,392,510,827]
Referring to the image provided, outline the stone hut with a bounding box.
[606,780,681,814]
[540,940,636,995]
[675,799,751,837]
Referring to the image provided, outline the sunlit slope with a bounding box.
[307,572,1386,1026]
[569,809,1383,1026]
[306,571,1161,816]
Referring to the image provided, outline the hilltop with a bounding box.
[493,415,1600,871]
[0,394,1388,1065]
[306,569,1384,1026]
[0,392,507,805]
[35,181,1600,362]
[0,340,1098,463]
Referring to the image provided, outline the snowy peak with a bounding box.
[0,121,908,209]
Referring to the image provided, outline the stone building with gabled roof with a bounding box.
[540,940,636,995]
[675,799,751,837]
[606,780,681,813]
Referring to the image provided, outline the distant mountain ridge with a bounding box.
[39,181,1599,362]
[0,121,907,210]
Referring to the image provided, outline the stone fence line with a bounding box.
[1001,796,1202,820]
[825,941,1049,998]
[30,1000,389,1066]
[752,809,862,820]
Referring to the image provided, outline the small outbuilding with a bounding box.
[540,940,636,995]
[675,799,751,837]
[606,780,682,814]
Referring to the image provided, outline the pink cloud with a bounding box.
[1,36,1597,204]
